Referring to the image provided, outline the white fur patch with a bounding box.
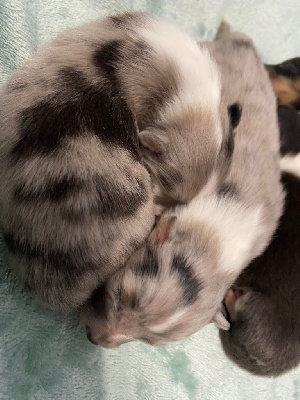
[149,309,186,333]
[136,18,222,143]
[280,154,300,178]
[177,196,263,275]
[199,172,219,198]
[218,205,262,274]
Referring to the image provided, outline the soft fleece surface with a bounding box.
[1,1,300,399]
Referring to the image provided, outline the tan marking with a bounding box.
[270,75,300,106]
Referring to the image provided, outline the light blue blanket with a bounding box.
[1,1,300,399]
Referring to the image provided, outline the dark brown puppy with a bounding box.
[220,106,300,376]
[278,105,300,156]
[266,58,300,110]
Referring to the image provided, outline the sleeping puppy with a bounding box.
[220,105,300,376]
[266,58,300,110]
[0,12,234,310]
[81,21,283,348]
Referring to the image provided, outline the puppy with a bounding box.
[266,57,300,109]
[81,21,283,347]
[0,12,232,309]
[220,105,300,376]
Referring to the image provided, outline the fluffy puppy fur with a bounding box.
[266,58,300,110]
[0,12,231,309]
[219,104,300,376]
[81,21,283,347]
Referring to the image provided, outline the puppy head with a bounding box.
[81,214,231,347]
[219,287,300,376]
[139,102,242,209]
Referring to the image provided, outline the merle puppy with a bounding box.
[81,21,283,348]
[0,12,236,309]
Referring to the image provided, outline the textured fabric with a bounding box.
[0,1,300,399]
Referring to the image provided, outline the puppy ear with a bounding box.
[212,309,230,330]
[156,215,177,244]
[139,130,169,155]
[228,102,242,130]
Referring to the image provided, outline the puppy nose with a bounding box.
[85,326,98,345]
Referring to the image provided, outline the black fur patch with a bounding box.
[14,176,83,202]
[46,176,83,201]
[93,175,147,218]
[94,38,178,130]
[93,41,141,153]
[130,295,139,309]
[59,174,147,222]
[222,103,241,167]
[98,38,177,130]
[138,74,179,129]
[89,284,108,318]
[234,39,251,49]
[273,58,300,80]
[218,182,238,198]
[291,98,300,111]
[221,131,235,161]
[93,40,121,78]
[4,230,107,309]
[228,103,242,130]
[3,232,37,258]
[3,231,101,280]
[11,65,139,161]
[172,254,202,305]
[278,106,300,156]
[133,248,159,278]
[12,100,69,159]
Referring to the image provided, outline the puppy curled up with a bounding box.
[81,21,283,348]
[0,12,236,310]
[220,105,300,377]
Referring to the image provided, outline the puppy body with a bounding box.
[0,12,226,309]
[81,22,283,347]
[220,105,300,377]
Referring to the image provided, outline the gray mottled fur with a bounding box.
[81,21,283,347]
[0,12,229,309]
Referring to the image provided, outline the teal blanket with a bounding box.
[1,1,300,399]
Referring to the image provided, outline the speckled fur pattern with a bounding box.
[81,21,283,347]
[0,12,231,310]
